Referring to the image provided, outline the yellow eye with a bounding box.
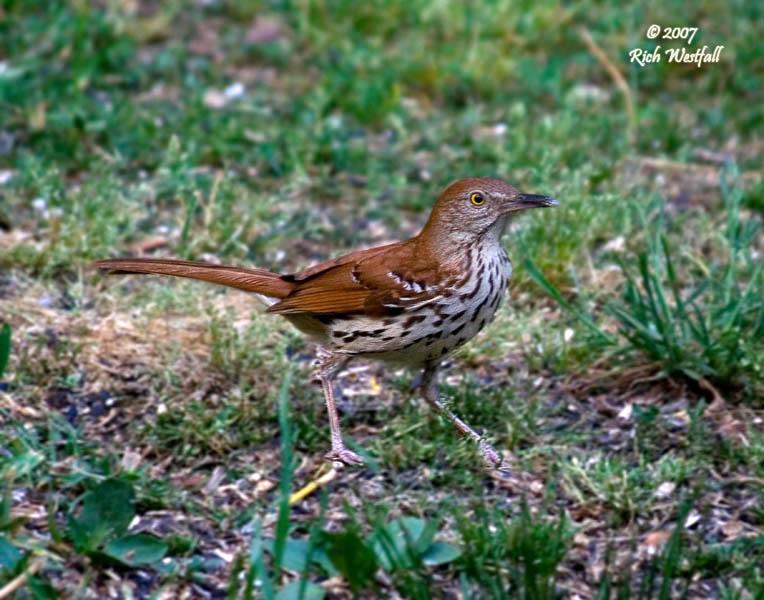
[470,192,485,206]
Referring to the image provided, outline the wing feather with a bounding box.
[267,239,453,317]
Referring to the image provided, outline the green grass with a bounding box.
[526,162,763,399]
[1,0,763,597]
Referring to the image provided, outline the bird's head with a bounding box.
[420,177,557,244]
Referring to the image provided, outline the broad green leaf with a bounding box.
[27,575,57,600]
[371,517,430,571]
[67,513,94,553]
[275,580,326,600]
[324,530,377,592]
[104,533,168,566]
[265,537,310,572]
[75,478,135,549]
[0,535,23,570]
[263,537,337,576]
[421,541,462,566]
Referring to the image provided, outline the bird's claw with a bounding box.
[325,447,365,467]
[479,440,502,470]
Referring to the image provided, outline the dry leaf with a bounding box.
[641,530,670,556]
[204,89,226,108]
[246,16,284,44]
[654,481,676,499]
[617,403,633,420]
[722,519,743,539]
[128,237,168,255]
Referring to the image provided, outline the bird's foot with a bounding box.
[324,446,365,467]
[479,440,502,470]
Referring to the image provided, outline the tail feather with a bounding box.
[92,258,294,299]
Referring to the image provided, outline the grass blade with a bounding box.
[247,519,275,600]
[0,323,10,379]
[522,256,614,345]
[275,370,295,570]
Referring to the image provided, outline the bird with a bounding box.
[93,177,557,468]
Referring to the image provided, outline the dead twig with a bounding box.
[564,362,662,394]
[289,466,338,505]
[698,376,725,409]
[0,558,44,599]
[578,27,636,144]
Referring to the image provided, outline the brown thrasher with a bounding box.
[93,178,556,468]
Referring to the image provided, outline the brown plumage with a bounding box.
[94,257,293,298]
[93,177,557,468]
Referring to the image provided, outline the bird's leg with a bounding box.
[312,347,363,467]
[421,363,501,468]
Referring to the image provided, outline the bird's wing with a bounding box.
[267,240,458,316]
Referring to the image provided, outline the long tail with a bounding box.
[92,258,294,299]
